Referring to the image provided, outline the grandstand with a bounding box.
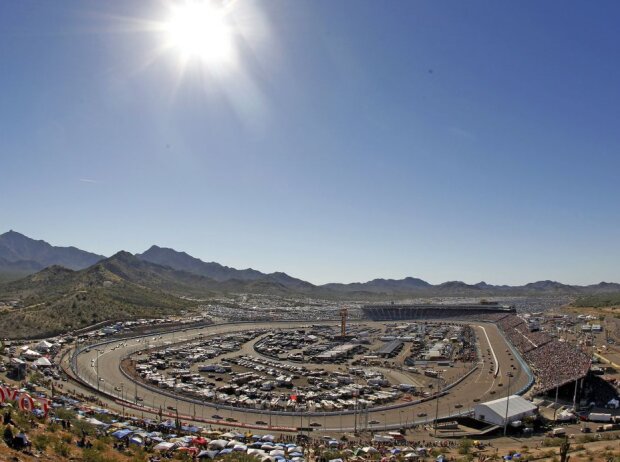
[362,303,515,321]
[496,314,591,395]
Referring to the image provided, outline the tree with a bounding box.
[559,437,570,462]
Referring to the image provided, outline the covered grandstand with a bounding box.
[495,314,591,395]
[362,303,515,321]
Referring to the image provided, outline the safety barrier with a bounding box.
[71,319,493,423]
[494,325,535,396]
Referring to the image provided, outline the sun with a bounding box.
[164,1,233,65]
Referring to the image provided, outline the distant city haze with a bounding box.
[2,1,620,285]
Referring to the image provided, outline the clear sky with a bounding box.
[2,1,620,286]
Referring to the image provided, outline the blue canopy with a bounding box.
[129,436,144,446]
[182,425,201,433]
[112,429,132,440]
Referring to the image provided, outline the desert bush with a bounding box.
[32,433,51,451]
[53,440,71,457]
[83,447,107,462]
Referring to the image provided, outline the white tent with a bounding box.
[35,340,53,352]
[208,440,228,449]
[556,410,575,422]
[474,395,537,426]
[154,442,175,451]
[85,417,108,426]
[34,357,52,367]
[22,349,41,360]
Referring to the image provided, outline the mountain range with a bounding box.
[2,230,620,297]
[0,230,619,338]
[0,230,104,277]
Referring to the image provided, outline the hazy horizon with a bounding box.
[3,1,620,286]
[2,229,619,288]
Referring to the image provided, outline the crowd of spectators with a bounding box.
[525,341,590,393]
[1,384,470,462]
[496,315,591,394]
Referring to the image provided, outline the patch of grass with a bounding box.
[542,437,565,447]
[32,433,52,451]
[53,440,71,457]
[577,434,597,444]
[83,447,108,462]
[54,407,76,421]
[457,438,473,455]
[573,293,620,308]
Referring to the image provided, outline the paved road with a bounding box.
[73,320,529,433]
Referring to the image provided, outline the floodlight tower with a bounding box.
[340,307,348,337]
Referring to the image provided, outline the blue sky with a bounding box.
[2,1,620,285]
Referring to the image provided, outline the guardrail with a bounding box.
[494,326,535,396]
[72,319,480,420]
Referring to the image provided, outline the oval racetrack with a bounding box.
[73,320,531,432]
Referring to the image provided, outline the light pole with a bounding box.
[120,382,125,419]
[553,385,560,422]
[434,374,441,437]
[353,388,359,434]
[503,372,513,436]
[174,378,179,415]
[75,337,79,377]
[96,350,101,391]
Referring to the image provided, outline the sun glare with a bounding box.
[165,1,232,64]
